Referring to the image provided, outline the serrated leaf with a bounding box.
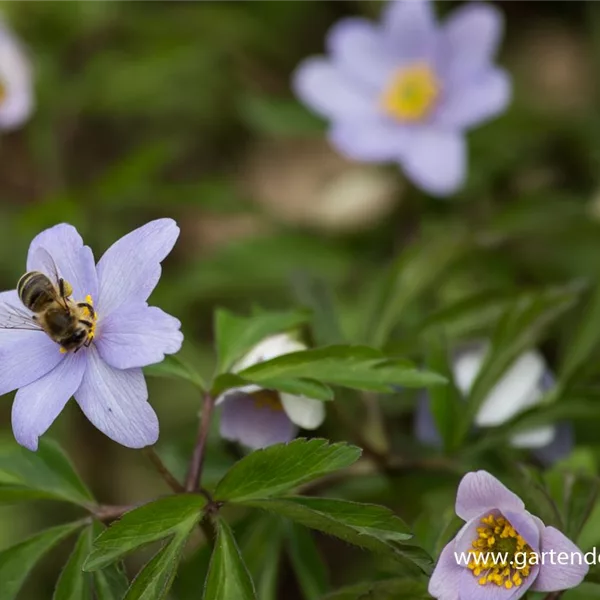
[84,495,206,571]
[215,308,310,374]
[0,438,93,506]
[203,518,257,600]
[223,345,446,394]
[124,533,190,600]
[322,578,430,600]
[241,497,430,574]
[213,373,333,401]
[214,439,362,503]
[0,521,83,600]
[89,522,129,600]
[287,523,329,600]
[53,528,93,600]
[144,353,206,390]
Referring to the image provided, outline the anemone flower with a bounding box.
[415,345,572,463]
[429,470,588,599]
[217,333,326,449]
[293,0,511,197]
[0,17,33,130]
[0,220,182,451]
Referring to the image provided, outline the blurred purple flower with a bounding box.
[0,220,183,451]
[0,17,33,130]
[429,470,587,599]
[415,344,573,463]
[217,333,326,449]
[292,0,511,197]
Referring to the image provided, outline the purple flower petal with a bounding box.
[292,58,376,121]
[532,526,589,592]
[329,119,410,162]
[456,471,524,521]
[502,509,541,551]
[459,566,535,600]
[96,301,183,370]
[401,128,466,197]
[11,351,86,451]
[327,18,397,90]
[414,393,443,447]
[382,0,437,62]
[219,392,297,449]
[428,540,462,600]
[75,346,158,448]
[27,224,98,301]
[0,329,63,396]
[96,219,179,317]
[534,423,574,466]
[441,2,504,84]
[436,68,511,130]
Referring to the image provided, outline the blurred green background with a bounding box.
[4,1,600,598]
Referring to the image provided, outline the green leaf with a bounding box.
[287,523,329,600]
[144,353,206,391]
[564,474,600,543]
[124,533,190,600]
[0,438,93,506]
[213,373,333,401]
[214,308,310,374]
[241,497,430,574]
[365,232,468,346]
[214,439,362,503]
[322,578,430,600]
[459,285,578,442]
[89,523,129,600]
[203,518,257,600]
[220,345,446,394]
[0,521,83,600]
[84,495,206,571]
[240,514,284,600]
[53,528,93,600]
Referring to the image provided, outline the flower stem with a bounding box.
[143,447,185,493]
[185,392,216,492]
[92,504,137,522]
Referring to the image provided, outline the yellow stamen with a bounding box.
[251,389,283,412]
[380,62,439,122]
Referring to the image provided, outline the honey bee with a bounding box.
[0,248,96,353]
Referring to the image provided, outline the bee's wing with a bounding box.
[0,301,44,331]
[29,247,67,307]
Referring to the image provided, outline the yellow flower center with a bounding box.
[380,63,439,122]
[467,513,535,590]
[251,389,283,412]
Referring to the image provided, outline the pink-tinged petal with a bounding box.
[0,22,33,130]
[96,219,179,317]
[329,119,410,162]
[436,68,511,130]
[441,2,504,84]
[327,18,397,90]
[428,540,462,600]
[11,351,86,451]
[219,392,297,450]
[0,329,63,396]
[292,58,376,121]
[456,471,524,521]
[27,224,98,300]
[503,509,540,551]
[532,526,589,592]
[401,128,466,197]
[96,301,182,370]
[382,0,437,62]
[459,566,536,600]
[75,346,158,448]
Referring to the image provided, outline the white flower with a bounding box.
[217,333,326,449]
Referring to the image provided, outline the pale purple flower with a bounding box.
[0,220,183,451]
[0,17,33,130]
[217,333,326,449]
[429,470,588,599]
[292,0,511,197]
[415,345,573,463]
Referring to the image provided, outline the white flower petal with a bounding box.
[280,394,326,430]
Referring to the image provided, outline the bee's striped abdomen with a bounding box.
[17,271,56,313]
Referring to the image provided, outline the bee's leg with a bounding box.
[79,319,93,328]
[77,302,95,318]
[84,338,93,348]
